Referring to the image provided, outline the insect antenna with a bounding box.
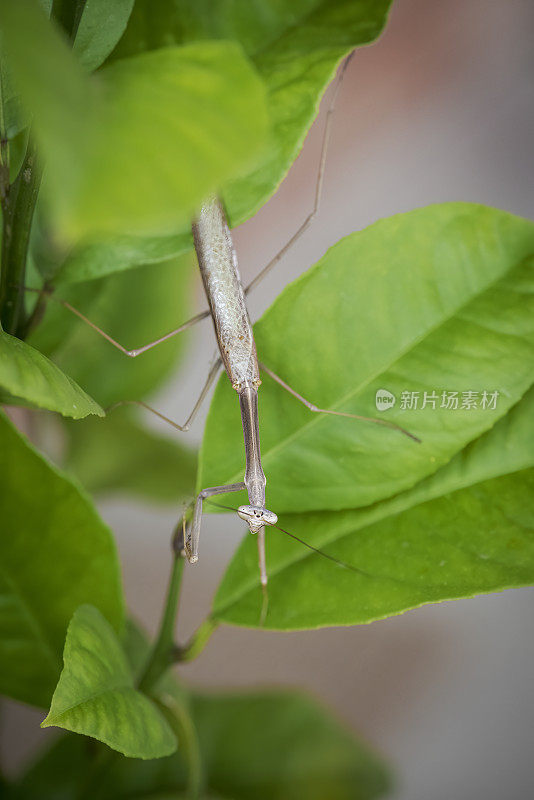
[206,500,370,578]
[270,523,371,577]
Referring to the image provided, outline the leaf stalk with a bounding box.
[173,617,219,663]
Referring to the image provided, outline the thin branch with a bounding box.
[137,553,185,694]
[156,693,203,799]
[173,617,219,664]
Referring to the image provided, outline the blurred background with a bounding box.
[2,0,534,797]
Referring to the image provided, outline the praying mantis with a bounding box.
[33,55,419,608]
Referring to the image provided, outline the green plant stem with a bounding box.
[0,64,9,204]
[174,617,219,663]
[76,746,116,800]
[137,554,185,694]
[0,138,42,335]
[157,693,203,800]
[138,544,208,794]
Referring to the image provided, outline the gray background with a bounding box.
[2,1,534,798]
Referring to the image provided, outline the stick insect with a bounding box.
[30,55,418,612]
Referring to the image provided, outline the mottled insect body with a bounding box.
[193,196,260,391]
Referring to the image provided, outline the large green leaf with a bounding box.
[62,407,197,504]
[0,0,90,204]
[0,330,103,417]
[42,605,177,759]
[20,689,390,800]
[212,387,534,629]
[0,303,100,422]
[68,42,268,240]
[0,412,124,707]
[199,204,534,514]
[0,1,53,140]
[52,229,191,286]
[0,0,268,242]
[30,253,195,408]
[183,690,390,800]
[114,0,393,228]
[73,0,135,71]
[75,0,392,282]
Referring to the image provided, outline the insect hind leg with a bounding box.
[259,362,421,443]
[21,286,210,357]
[244,52,355,296]
[106,357,222,433]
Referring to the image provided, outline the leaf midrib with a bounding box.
[213,451,534,617]
[222,253,532,488]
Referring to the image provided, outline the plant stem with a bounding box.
[76,746,116,800]
[0,63,9,205]
[174,617,219,663]
[0,138,42,335]
[157,693,203,799]
[137,554,185,694]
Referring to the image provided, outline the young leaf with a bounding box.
[42,605,177,759]
[0,412,124,707]
[213,388,534,629]
[72,0,135,71]
[113,0,394,228]
[0,330,103,418]
[0,1,268,241]
[29,253,195,408]
[22,690,390,800]
[199,203,534,514]
[62,407,197,504]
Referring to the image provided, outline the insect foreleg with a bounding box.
[181,482,247,564]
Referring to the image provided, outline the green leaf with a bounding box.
[199,203,534,514]
[68,43,268,240]
[0,37,23,138]
[184,690,390,800]
[0,3,53,140]
[22,690,390,800]
[0,412,124,707]
[73,0,135,71]
[121,616,153,679]
[0,0,90,194]
[53,229,191,286]
[113,0,394,228]
[62,407,197,504]
[0,1,269,241]
[30,252,195,408]
[42,605,177,759]
[0,330,103,418]
[213,387,534,629]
